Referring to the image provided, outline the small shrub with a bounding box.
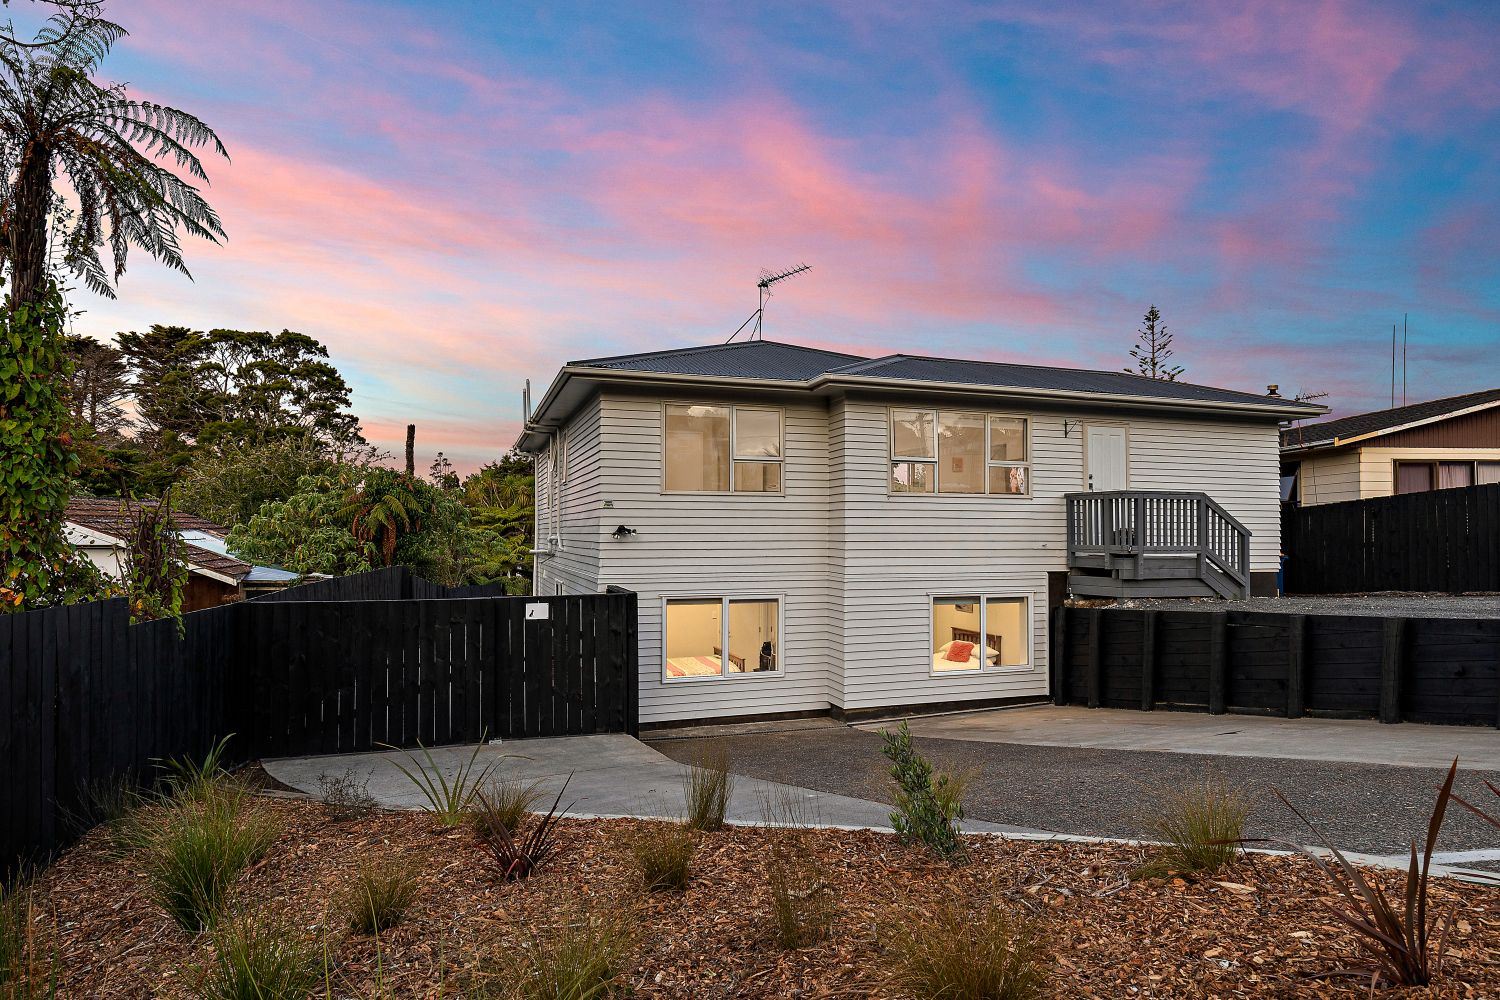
[766,840,834,949]
[626,823,695,892]
[504,913,633,1000]
[0,876,51,998]
[65,774,144,836]
[469,778,546,841]
[316,769,379,822]
[1131,778,1249,880]
[158,735,236,803]
[145,785,281,932]
[880,722,965,859]
[683,746,733,832]
[884,900,1050,1000]
[477,779,572,882]
[342,857,419,935]
[198,913,321,1000]
[386,740,497,827]
[1264,759,1464,988]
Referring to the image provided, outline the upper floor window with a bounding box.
[664,403,783,493]
[891,408,1030,495]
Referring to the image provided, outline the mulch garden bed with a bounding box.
[26,795,1500,998]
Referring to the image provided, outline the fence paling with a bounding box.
[3,577,638,878]
[1283,482,1500,594]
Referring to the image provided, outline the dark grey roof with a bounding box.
[570,340,1317,411]
[830,354,1308,408]
[572,340,866,380]
[1280,387,1500,448]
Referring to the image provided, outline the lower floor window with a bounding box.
[931,595,1030,672]
[664,597,779,680]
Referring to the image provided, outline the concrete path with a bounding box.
[882,704,1500,771]
[261,734,1032,835]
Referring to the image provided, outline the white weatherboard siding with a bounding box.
[1295,449,1363,506]
[534,395,603,596]
[529,383,1286,723]
[1123,416,1283,573]
[834,396,1066,711]
[597,390,837,725]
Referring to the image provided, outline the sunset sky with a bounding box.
[51,1,1500,470]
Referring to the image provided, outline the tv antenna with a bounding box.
[726,263,811,343]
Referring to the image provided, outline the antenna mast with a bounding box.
[727,263,812,343]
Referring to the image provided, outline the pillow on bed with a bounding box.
[943,640,975,663]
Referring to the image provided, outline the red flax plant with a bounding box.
[476,777,573,882]
[1263,759,1464,992]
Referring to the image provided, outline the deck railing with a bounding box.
[1065,490,1251,595]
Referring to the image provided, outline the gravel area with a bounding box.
[651,727,1500,858]
[1093,593,1500,618]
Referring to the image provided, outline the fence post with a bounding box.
[1379,617,1406,725]
[1140,610,1157,711]
[1286,614,1306,719]
[1051,606,1069,706]
[1207,612,1228,714]
[1086,609,1102,709]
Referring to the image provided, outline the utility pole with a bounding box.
[405,424,415,477]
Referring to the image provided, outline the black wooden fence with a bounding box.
[1,579,637,875]
[1283,482,1500,594]
[251,565,519,602]
[1052,606,1499,728]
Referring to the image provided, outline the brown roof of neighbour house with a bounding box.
[1280,388,1500,451]
[64,498,256,583]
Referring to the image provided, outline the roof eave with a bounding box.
[515,367,817,451]
[812,373,1328,419]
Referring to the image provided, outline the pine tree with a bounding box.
[1126,305,1184,381]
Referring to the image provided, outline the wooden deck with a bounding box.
[1065,490,1251,599]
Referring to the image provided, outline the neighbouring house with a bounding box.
[64,498,299,610]
[516,339,1323,725]
[1280,388,1500,507]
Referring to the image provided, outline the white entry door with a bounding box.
[1085,425,1128,492]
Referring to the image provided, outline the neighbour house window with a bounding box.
[1395,460,1500,495]
[891,408,1030,495]
[664,597,780,680]
[664,404,783,493]
[930,595,1030,673]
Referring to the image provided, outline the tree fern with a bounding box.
[0,9,227,309]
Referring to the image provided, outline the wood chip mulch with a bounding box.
[26,797,1500,998]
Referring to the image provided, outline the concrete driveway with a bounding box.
[886,704,1500,771]
[260,734,1030,835]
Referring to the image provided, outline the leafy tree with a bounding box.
[1125,305,1183,381]
[175,436,339,528]
[428,451,459,491]
[115,324,211,440]
[0,10,227,311]
[341,467,424,566]
[227,468,376,577]
[63,332,127,435]
[196,328,364,450]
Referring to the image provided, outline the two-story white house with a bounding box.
[517,339,1322,727]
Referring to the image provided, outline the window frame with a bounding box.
[888,407,1033,497]
[927,592,1033,676]
[661,402,786,495]
[1393,459,1498,494]
[660,593,785,684]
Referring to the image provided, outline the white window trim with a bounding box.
[661,402,786,495]
[660,593,785,684]
[927,592,1034,677]
[889,407,1033,497]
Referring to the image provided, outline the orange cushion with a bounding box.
[944,641,975,663]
